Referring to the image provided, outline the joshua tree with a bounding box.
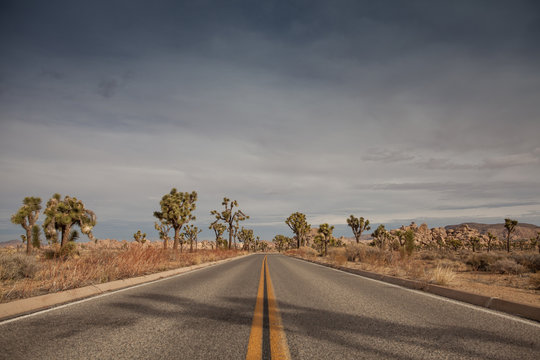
[273,235,290,252]
[42,194,96,247]
[486,232,497,252]
[530,232,540,254]
[371,224,391,250]
[346,215,371,244]
[182,224,201,252]
[504,218,518,253]
[210,198,249,249]
[285,212,311,248]
[133,230,147,244]
[237,227,255,251]
[31,225,41,249]
[11,197,42,254]
[317,223,334,256]
[447,237,463,251]
[404,229,415,256]
[468,236,481,252]
[209,222,227,249]
[154,188,197,250]
[154,221,172,249]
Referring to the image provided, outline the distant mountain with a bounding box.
[0,239,21,248]
[445,222,540,240]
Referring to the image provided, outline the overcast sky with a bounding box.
[1,0,539,242]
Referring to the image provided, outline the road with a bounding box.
[1,254,539,359]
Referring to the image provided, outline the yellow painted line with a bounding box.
[246,256,266,360]
[266,257,292,360]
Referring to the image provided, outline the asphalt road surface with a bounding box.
[1,254,539,359]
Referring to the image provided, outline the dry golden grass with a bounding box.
[328,248,347,265]
[0,243,243,303]
[289,245,540,307]
[430,265,456,286]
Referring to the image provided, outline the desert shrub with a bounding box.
[529,273,540,290]
[297,246,318,258]
[466,253,500,271]
[44,242,79,259]
[345,243,365,262]
[328,247,347,265]
[419,251,439,261]
[436,258,466,271]
[430,265,456,286]
[509,253,540,272]
[0,252,39,280]
[489,258,526,275]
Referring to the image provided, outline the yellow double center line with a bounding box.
[246,256,291,360]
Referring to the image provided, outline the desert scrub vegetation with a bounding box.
[288,241,540,296]
[429,265,457,286]
[0,252,39,281]
[0,243,243,303]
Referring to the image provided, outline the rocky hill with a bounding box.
[389,222,539,250]
[445,222,540,240]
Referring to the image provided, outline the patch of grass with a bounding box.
[344,243,365,262]
[510,253,540,272]
[529,273,540,290]
[489,258,526,275]
[466,253,500,271]
[0,252,39,280]
[328,248,347,265]
[430,265,456,286]
[1,244,243,302]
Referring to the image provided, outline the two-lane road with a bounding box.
[1,254,539,359]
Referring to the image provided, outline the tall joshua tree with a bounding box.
[346,215,371,244]
[486,232,497,252]
[317,223,334,256]
[285,212,311,248]
[210,197,249,249]
[182,224,201,252]
[371,224,390,250]
[154,188,197,250]
[209,222,227,249]
[504,218,518,253]
[237,227,255,251]
[42,193,96,247]
[155,221,172,249]
[11,197,42,254]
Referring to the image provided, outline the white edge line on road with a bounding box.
[0,254,252,326]
[289,256,540,328]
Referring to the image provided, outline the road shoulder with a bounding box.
[289,255,540,322]
[0,253,252,322]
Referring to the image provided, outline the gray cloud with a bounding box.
[1,1,539,241]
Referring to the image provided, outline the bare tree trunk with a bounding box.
[60,225,71,248]
[163,237,168,249]
[24,225,32,254]
[228,222,233,249]
[173,227,180,250]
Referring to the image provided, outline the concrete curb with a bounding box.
[0,253,251,321]
[291,256,540,322]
